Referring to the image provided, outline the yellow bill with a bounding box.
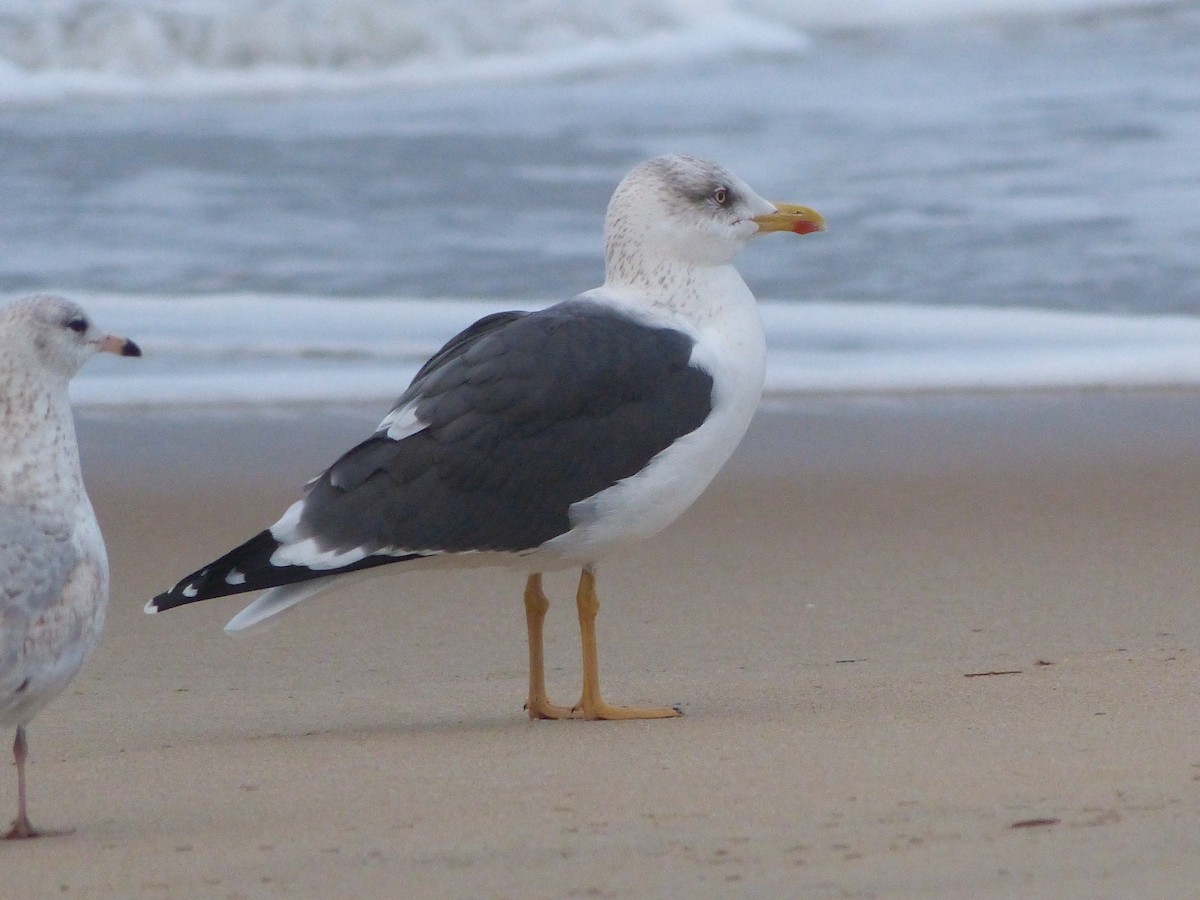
[752,203,827,236]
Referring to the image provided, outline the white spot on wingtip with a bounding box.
[225,568,247,585]
[182,584,198,598]
[143,599,159,614]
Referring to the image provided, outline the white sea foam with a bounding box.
[0,0,1168,104]
[760,302,1200,395]
[64,294,1200,408]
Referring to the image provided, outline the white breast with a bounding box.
[540,267,766,565]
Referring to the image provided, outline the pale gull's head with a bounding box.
[0,294,142,388]
[602,154,826,285]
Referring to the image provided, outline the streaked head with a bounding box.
[0,294,141,382]
[604,155,825,277]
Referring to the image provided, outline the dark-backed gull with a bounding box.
[147,155,825,720]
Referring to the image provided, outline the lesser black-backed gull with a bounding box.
[146,155,825,720]
[0,295,140,839]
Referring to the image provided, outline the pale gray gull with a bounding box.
[146,155,825,720]
[0,295,140,839]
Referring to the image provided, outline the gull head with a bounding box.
[603,155,825,280]
[0,294,141,384]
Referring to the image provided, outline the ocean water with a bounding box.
[0,0,1197,406]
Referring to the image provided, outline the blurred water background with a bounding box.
[0,0,1197,405]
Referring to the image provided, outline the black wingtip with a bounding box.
[145,588,191,614]
[146,530,415,616]
[145,571,207,613]
[146,531,282,612]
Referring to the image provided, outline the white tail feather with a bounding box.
[224,576,345,635]
[223,567,387,635]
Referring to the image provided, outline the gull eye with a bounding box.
[65,316,88,334]
[712,187,729,206]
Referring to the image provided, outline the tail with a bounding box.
[223,577,345,635]
[145,530,401,614]
[222,568,384,634]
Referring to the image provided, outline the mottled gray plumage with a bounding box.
[0,509,93,727]
[0,294,140,839]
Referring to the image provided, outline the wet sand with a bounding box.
[5,391,1200,898]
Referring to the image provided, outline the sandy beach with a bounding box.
[4,390,1200,898]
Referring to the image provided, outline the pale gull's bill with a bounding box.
[147,155,825,721]
[0,295,140,839]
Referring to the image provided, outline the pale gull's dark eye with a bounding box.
[66,317,88,334]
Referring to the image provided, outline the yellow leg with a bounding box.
[572,566,681,720]
[523,574,582,720]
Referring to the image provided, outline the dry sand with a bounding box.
[4,391,1200,898]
